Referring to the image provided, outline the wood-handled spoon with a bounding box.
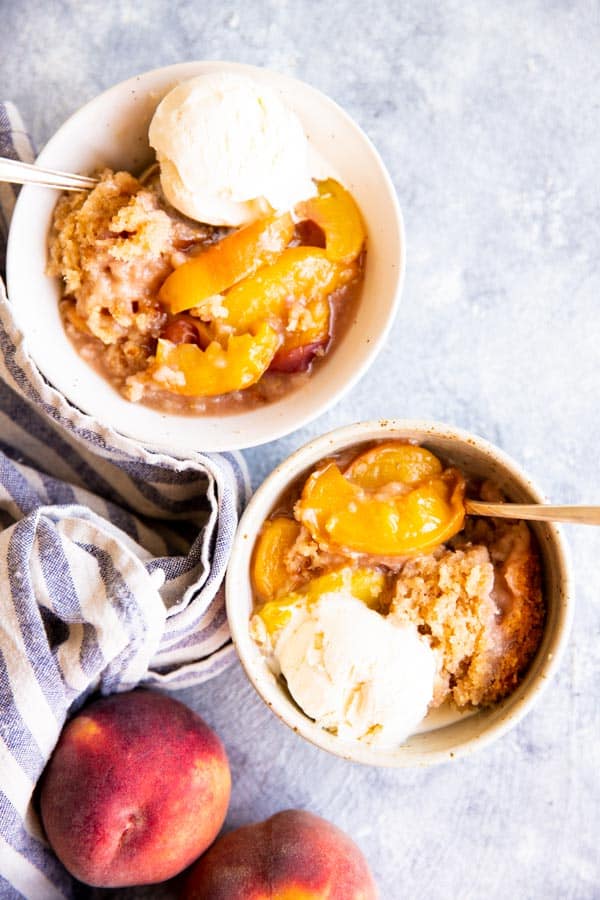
[465,500,600,525]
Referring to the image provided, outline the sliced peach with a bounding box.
[296,463,466,557]
[257,593,302,636]
[285,294,330,348]
[256,566,386,637]
[222,247,340,334]
[159,213,294,315]
[295,179,366,264]
[345,443,443,490]
[303,566,386,608]
[150,322,279,397]
[269,294,330,373]
[252,517,301,602]
[269,340,327,374]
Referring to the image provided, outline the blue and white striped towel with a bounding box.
[0,103,251,899]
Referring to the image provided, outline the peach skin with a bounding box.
[182,809,378,899]
[39,690,231,887]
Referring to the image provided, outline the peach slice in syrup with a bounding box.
[159,213,294,315]
[252,517,301,603]
[269,294,330,373]
[301,566,386,609]
[295,179,366,265]
[296,462,466,557]
[221,246,341,335]
[150,322,279,397]
[256,565,387,637]
[344,443,443,490]
[267,256,361,372]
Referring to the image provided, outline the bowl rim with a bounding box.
[6,60,406,453]
[225,418,574,767]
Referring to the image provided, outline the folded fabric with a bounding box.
[0,103,250,899]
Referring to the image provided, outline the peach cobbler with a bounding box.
[48,172,365,414]
[249,442,545,746]
[47,75,366,415]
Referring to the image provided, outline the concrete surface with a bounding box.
[3,1,599,897]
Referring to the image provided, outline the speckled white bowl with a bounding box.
[226,420,573,766]
[6,61,404,453]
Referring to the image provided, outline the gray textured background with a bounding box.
[3,1,599,897]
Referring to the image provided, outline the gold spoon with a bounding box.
[465,500,600,525]
[0,156,98,191]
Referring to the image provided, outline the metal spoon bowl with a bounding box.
[0,156,98,191]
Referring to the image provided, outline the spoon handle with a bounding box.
[0,156,98,191]
[465,499,600,525]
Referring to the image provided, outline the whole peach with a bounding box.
[182,809,378,899]
[40,690,230,887]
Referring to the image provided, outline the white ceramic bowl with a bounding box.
[6,62,404,453]
[226,420,572,766]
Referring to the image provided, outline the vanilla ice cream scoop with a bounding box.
[149,73,317,226]
[274,593,436,747]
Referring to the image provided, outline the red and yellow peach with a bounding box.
[40,690,230,887]
[182,809,378,899]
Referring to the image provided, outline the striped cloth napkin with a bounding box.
[0,103,251,899]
